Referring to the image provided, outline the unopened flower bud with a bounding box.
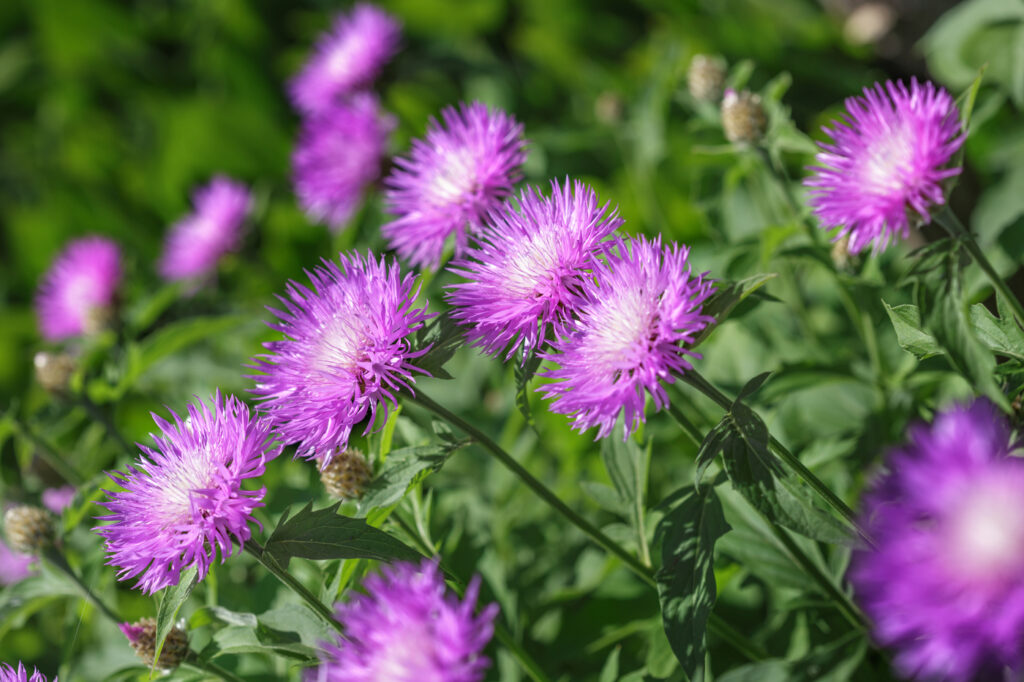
[3,506,55,555]
[687,55,727,102]
[83,303,115,336]
[321,448,372,500]
[33,352,76,394]
[831,233,852,270]
[120,618,189,669]
[721,89,767,145]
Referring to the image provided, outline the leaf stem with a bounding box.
[244,542,344,635]
[933,205,1024,325]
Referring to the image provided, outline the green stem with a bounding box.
[184,652,247,682]
[707,617,766,662]
[76,394,134,455]
[244,542,344,635]
[41,546,120,625]
[9,416,85,486]
[408,391,657,589]
[933,206,1024,324]
[678,371,873,547]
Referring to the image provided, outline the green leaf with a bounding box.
[693,273,778,346]
[598,646,621,682]
[153,566,198,674]
[357,439,469,515]
[883,301,943,359]
[694,420,730,487]
[263,502,422,569]
[717,661,791,682]
[514,348,544,427]
[412,314,463,380]
[600,430,649,558]
[969,293,1024,361]
[655,484,730,679]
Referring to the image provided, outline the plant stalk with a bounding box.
[244,542,344,635]
[42,546,120,625]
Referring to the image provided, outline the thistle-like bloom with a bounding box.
[293,95,394,230]
[41,486,76,515]
[540,236,714,439]
[447,179,622,359]
[308,560,497,682]
[95,392,278,594]
[383,102,527,269]
[0,663,52,682]
[851,402,1024,681]
[804,78,964,253]
[288,3,401,116]
[35,236,122,341]
[158,176,252,281]
[250,251,431,461]
[0,539,35,585]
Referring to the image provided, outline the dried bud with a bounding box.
[3,506,55,555]
[83,303,115,336]
[321,448,372,500]
[687,55,727,102]
[120,618,189,669]
[33,352,76,394]
[721,89,767,145]
[831,233,852,270]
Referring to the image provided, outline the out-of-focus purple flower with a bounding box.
[293,95,394,231]
[35,236,122,342]
[0,539,35,586]
[95,392,278,595]
[447,179,621,360]
[249,251,431,462]
[308,560,497,682]
[288,3,401,116]
[41,486,77,515]
[540,236,714,439]
[383,102,527,269]
[158,176,252,282]
[0,663,51,682]
[851,402,1024,681]
[804,78,964,253]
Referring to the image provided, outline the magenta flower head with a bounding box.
[0,663,52,682]
[41,486,76,515]
[850,402,1024,681]
[158,176,252,282]
[447,178,622,360]
[383,102,527,269]
[804,78,964,253]
[35,236,122,341]
[0,539,35,585]
[540,236,714,439]
[249,251,431,462]
[293,94,394,231]
[308,560,497,682]
[288,3,401,116]
[95,392,278,594]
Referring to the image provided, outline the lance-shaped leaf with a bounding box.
[153,566,198,674]
[357,437,470,515]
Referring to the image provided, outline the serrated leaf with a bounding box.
[357,440,468,516]
[153,566,198,674]
[969,293,1024,361]
[655,484,730,679]
[412,314,463,380]
[264,503,421,569]
[883,302,943,359]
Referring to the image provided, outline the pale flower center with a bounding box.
[428,149,478,207]
[504,228,564,299]
[860,122,915,196]
[946,477,1024,580]
[369,622,435,680]
[588,288,655,369]
[325,36,366,80]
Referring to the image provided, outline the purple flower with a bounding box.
[851,402,1024,681]
[158,176,252,282]
[308,560,497,682]
[35,236,122,341]
[293,94,394,231]
[804,78,964,253]
[95,392,278,594]
[540,236,714,439]
[0,663,51,682]
[41,486,76,514]
[383,102,527,269]
[447,179,622,359]
[288,3,401,116]
[0,539,35,586]
[249,251,431,461]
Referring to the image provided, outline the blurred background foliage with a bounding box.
[2,0,1023,679]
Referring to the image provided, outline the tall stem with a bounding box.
[678,370,871,545]
[244,542,344,635]
[407,391,656,589]
[933,206,1024,324]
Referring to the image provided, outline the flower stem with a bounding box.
[678,370,872,545]
[933,205,1024,324]
[41,546,120,625]
[75,394,134,456]
[408,390,656,588]
[184,652,247,682]
[244,542,344,635]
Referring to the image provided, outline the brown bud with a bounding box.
[721,89,768,145]
[3,505,55,555]
[687,55,727,102]
[831,234,852,270]
[321,449,372,500]
[34,352,76,394]
[83,304,115,336]
[121,617,189,669]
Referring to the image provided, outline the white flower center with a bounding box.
[504,228,563,299]
[428,149,478,207]
[325,36,367,80]
[860,123,915,196]
[947,476,1024,579]
[588,288,655,368]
